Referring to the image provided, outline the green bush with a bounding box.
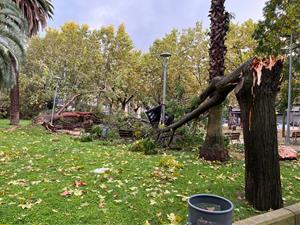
[176,126,205,147]
[91,125,103,137]
[224,135,230,148]
[128,138,157,155]
[79,133,93,142]
[107,128,120,139]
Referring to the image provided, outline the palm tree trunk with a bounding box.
[200,0,230,161]
[200,104,229,161]
[9,73,20,126]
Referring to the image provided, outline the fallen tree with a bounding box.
[159,56,284,211]
[34,92,102,132]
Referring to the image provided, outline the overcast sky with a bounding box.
[48,0,267,52]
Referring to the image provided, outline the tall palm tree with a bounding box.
[9,0,53,125]
[0,0,27,89]
[199,0,230,161]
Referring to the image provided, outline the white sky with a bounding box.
[48,0,267,51]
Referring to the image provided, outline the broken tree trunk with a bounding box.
[159,56,284,211]
[236,57,283,210]
[57,94,81,115]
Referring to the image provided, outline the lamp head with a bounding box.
[160,52,171,58]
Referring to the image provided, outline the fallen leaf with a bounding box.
[294,176,300,181]
[73,180,87,187]
[98,201,105,209]
[60,190,72,197]
[74,189,85,196]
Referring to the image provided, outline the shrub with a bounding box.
[79,133,93,142]
[224,135,230,148]
[128,138,157,155]
[159,154,183,170]
[143,138,157,155]
[176,127,205,147]
[91,125,103,137]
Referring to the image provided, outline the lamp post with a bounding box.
[285,34,293,145]
[160,52,171,127]
[50,75,63,126]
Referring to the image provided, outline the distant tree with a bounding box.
[20,23,103,116]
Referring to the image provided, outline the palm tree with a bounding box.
[199,0,230,161]
[9,0,53,125]
[0,0,27,89]
[12,0,53,37]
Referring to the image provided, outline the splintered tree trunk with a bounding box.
[9,74,20,126]
[236,59,283,210]
[200,104,229,161]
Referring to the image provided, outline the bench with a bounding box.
[224,132,241,143]
[118,129,133,138]
[291,131,300,143]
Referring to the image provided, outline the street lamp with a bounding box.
[285,34,293,145]
[50,73,64,126]
[160,52,171,127]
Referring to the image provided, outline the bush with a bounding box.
[79,133,93,142]
[90,125,120,140]
[176,126,205,147]
[159,154,183,170]
[91,125,103,137]
[128,138,157,155]
[224,135,230,148]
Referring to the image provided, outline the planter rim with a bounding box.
[188,194,234,214]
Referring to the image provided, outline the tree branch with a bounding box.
[160,57,255,134]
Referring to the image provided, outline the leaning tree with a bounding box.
[9,0,53,125]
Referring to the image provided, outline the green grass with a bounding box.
[0,119,31,128]
[0,120,300,224]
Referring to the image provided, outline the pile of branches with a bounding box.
[34,94,100,132]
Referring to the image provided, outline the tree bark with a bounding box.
[9,73,20,126]
[200,104,229,161]
[201,0,230,161]
[236,59,283,210]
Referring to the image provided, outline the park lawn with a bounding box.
[0,121,300,224]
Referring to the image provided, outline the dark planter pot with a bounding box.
[187,194,234,225]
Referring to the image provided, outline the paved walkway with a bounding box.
[291,145,300,152]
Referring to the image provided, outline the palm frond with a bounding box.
[0,0,27,88]
[13,0,53,36]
